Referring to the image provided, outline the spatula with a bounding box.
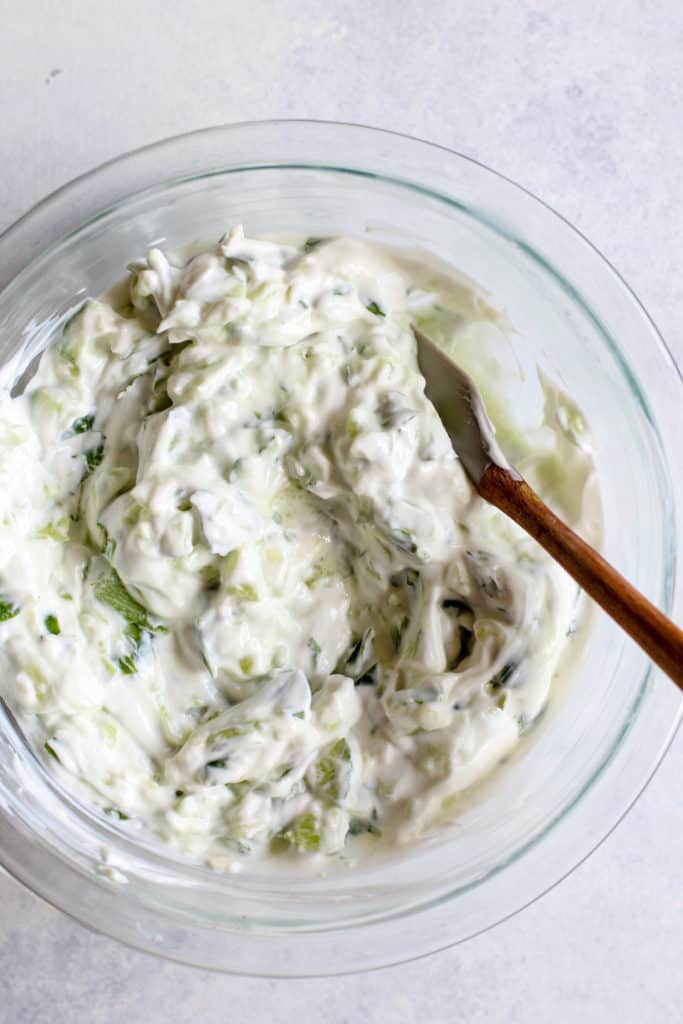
[413,326,683,690]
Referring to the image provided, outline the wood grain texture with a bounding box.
[479,464,683,690]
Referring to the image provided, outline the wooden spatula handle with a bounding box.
[479,464,683,690]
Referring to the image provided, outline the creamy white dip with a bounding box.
[0,229,598,869]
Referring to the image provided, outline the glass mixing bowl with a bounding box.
[0,121,681,976]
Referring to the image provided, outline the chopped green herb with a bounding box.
[118,620,151,675]
[44,740,59,761]
[118,654,138,675]
[103,806,129,821]
[44,614,60,635]
[366,300,385,317]
[71,413,94,435]
[84,444,104,475]
[486,662,516,693]
[303,237,325,252]
[94,569,155,676]
[0,600,20,622]
[94,569,149,628]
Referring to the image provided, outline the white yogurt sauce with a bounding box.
[0,229,599,869]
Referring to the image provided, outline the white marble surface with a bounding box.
[1,1,682,1020]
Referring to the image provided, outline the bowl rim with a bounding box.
[0,118,681,975]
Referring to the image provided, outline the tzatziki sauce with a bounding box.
[0,229,599,870]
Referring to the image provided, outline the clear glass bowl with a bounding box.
[0,121,681,976]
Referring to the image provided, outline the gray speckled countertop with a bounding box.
[1,2,682,1020]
